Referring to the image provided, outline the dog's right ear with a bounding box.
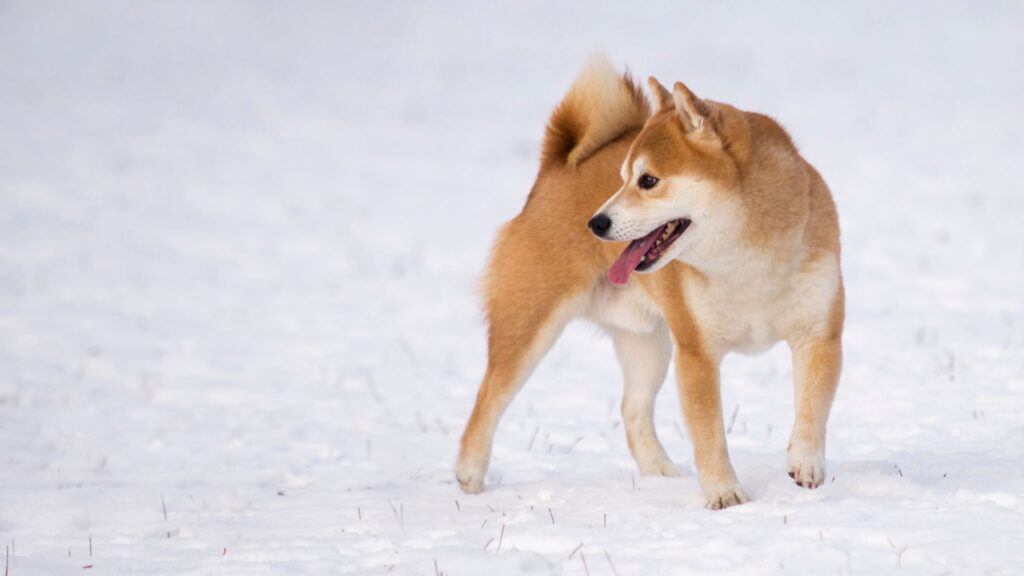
[647,76,674,112]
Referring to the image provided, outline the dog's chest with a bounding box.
[686,256,839,355]
[689,282,783,354]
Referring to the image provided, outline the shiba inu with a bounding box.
[456,56,843,509]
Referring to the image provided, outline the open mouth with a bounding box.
[608,218,692,285]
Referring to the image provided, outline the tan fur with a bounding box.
[457,61,844,510]
[542,55,649,168]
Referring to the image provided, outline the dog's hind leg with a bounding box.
[611,323,680,477]
[456,297,580,493]
[456,231,588,493]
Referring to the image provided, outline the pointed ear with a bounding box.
[647,76,673,112]
[672,81,713,136]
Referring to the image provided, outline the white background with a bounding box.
[1,1,1022,574]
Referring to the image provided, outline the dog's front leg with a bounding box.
[612,324,679,477]
[787,335,842,488]
[675,347,748,509]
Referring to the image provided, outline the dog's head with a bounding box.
[589,77,749,284]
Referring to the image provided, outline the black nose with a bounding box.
[588,214,612,238]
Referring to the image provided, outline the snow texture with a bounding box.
[1,1,1023,574]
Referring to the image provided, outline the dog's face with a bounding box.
[589,78,745,284]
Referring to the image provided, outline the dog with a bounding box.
[456,56,843,509]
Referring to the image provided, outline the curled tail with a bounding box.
[541,55,650,168]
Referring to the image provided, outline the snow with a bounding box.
[1,1,1023,574]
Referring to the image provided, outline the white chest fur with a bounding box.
[685,254,840,356]
[586,278,664,334]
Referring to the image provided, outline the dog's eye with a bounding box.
[638,174,659,190]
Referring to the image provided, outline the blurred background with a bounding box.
[1,1,1022,574]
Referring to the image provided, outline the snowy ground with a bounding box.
[2,1,1023,574]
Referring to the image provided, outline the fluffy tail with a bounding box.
[541,55,650,168]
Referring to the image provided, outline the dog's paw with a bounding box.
[639,457,682,478]
[787,441,825,488]
[456,472,484,494]
[702,482,749,510]
[455,457,486,494]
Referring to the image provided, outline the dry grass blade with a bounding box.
[726,404,739,434]
[604,551,619,576]
[387,499,404,526]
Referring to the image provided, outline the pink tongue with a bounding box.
[608,225,665,285]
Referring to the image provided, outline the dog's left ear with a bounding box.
[672,81,718,141]
[647,76,674,112]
